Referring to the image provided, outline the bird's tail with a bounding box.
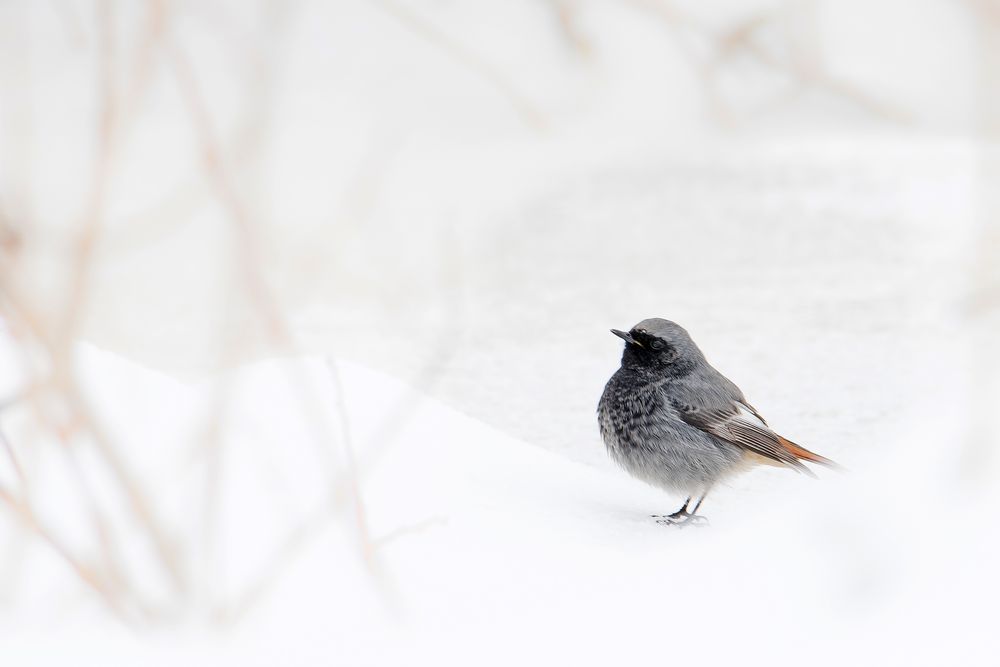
[778,436,842,471]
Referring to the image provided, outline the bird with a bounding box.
[597,318,837,527]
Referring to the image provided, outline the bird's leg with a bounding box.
[683,492,709,525]
[650,496,689,521]
[653,492,710,527]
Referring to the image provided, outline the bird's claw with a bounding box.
[652,512,709,528]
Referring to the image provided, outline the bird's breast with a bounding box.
[598,376,674,453]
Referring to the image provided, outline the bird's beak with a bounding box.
[611,329,641,347]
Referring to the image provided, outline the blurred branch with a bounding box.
[711,10,910,124]
[374,0,547,129]
[966,0,1000,26]
[215,504,329,626]
[0,422,26,489]
[62,0,186,601]
[163,17,387,618]
[549,0,593,58]
[0,484,128,620]
[44,0,88,49]
[164,35,290,347]
[372,515,446,549]
[325,358,375,564]
[65,380,189,596]
[961,0,1000,479]
[626,0,910,125]
[58,0,116,349]
[0,0,187,617]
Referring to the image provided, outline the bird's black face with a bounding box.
[611,327,680,370]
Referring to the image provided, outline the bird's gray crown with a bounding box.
[631,318,692,344]
[631,319,701,356]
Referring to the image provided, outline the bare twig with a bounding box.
[44,0,88,49]
[374,0,547,129]
[325,358,375,565]
[549,0,593,58]
[164,20,387,618]
[372,515,447,549]
[215,504,330,625]
[164,37,290,347]
[0,485,127,619]
[961,0,1000,478]
[0,422,25,490]
[0,0,187,613]
[57,0,116,348]
[625,0,910,125]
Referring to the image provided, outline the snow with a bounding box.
[1,336,998,665]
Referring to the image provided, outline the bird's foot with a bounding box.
[651,511,709,528]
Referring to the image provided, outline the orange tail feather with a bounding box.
[778,436,841,470]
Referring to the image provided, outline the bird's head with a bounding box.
[610,318,704,375]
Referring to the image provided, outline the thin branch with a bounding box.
[164,36,290,347]
[64,380,188,594]
[374,0,547,129]
[625,0,910,125]
[372,515,447,549]
[0,423,26,489]
[549,0,593,58]
[0,485,127,620]
[325,358,375,566]
[214,505,331,626]
[165,26,387,615]
[57,0,117,348]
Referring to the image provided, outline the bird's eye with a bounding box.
[650,339,665,351]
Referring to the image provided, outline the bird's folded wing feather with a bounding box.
[676,402,815,475]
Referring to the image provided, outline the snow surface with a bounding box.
[1,336,998,666]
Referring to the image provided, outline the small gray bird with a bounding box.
[598,318,836,526]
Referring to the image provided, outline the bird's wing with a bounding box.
[737,400,768,426]
[674,401,826,475]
